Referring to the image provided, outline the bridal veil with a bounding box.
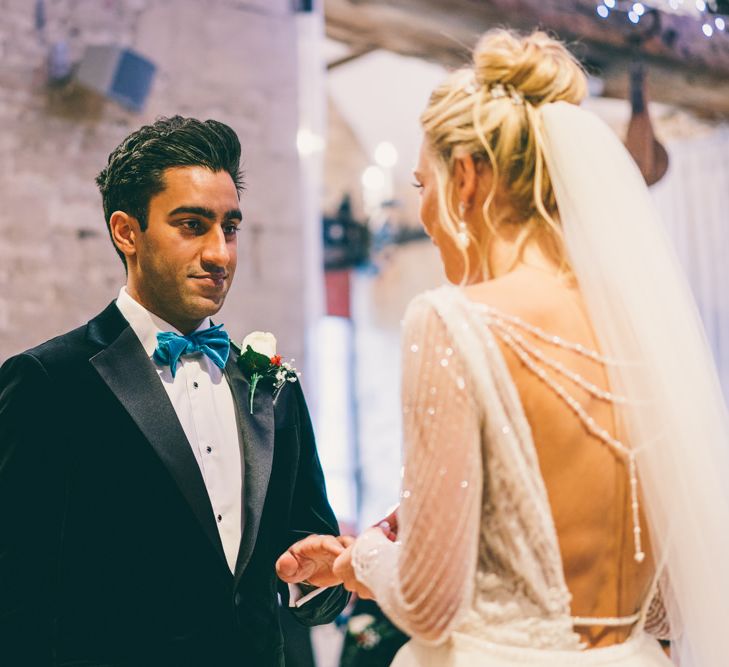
[540,101,729,666]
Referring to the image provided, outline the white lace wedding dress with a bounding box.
[352,101,729,666]
[352,285,672,667]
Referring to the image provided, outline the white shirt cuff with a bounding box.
[288,583,328,608]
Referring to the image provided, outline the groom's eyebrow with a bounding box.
[224,209,243,221]
[168,206,242,221]
[168,206,215,219]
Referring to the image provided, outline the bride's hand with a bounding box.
[333,545,375,600]
[275,534,346,587]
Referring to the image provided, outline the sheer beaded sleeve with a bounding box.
[644,573,680,641]
[644,591,672,641]
[352,295,483,644]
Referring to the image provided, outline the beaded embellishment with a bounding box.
[479,304,646,564]
[462,72,526,106]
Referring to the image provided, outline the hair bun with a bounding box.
[473,30,587,106]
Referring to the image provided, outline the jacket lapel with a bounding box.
[224,352,275,581]
[88,305,228,570]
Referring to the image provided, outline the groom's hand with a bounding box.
[276,534,348,587]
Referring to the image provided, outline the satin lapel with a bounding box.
[90,325,228,570]
[224,353,274,581]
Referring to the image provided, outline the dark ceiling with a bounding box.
[325,0,729,117]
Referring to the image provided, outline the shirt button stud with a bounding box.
[193,381,199,389]
[217,514,222,522]
[206,446,212,453]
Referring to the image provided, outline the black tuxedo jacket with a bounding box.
[0,302,348,666]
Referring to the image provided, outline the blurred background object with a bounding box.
[74,44,156,112]
[625,62,670,186]
[2,1,729,665]
[338,598,409,667]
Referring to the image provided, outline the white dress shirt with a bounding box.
[116,287,242,573]
[115,287,326,606]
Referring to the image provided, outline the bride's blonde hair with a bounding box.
[420,29,587,280]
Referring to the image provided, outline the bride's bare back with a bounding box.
[465,267,655,648]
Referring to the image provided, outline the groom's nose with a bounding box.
[201,225,232,269]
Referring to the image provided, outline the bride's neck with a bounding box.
[486,232,563,281]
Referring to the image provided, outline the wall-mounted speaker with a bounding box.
[75,45,156,112]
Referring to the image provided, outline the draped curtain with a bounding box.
[651,126,729,399]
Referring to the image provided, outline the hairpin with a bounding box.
[490,83,507,99]
[490,82,524,106]
[463,72,481,96]
[462,73,525,107]
[509,87,525,106]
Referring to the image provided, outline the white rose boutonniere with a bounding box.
[237,331,299,414]
[241,331,277,358]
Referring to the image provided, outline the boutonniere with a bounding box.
[237,331,299,414]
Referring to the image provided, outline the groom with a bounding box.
[0,116,348,666]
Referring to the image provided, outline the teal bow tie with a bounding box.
[152,324,230,378]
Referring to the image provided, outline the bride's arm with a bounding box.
[350,296,483,645]
[644,571,680,641]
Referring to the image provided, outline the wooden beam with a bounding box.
[325,0,729,118]
[327,45,378,70]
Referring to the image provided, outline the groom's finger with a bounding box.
[275,551,299,577]
[275,534,343,583]
[276,551,315,583]
[293,534,344,559]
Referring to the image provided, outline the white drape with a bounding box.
[650,126,729,399]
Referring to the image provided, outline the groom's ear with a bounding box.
[109,211,139,263]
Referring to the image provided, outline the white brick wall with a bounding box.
[0,0,310,366]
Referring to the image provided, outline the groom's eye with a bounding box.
[181,219,203,233]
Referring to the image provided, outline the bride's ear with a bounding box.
[452,154,478,207]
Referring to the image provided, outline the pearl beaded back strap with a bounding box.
[488,319,631,405]
[479,306,622,364]
[480,305,646,564]
[572,611,642,628]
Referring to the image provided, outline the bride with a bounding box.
[332,29,729,666]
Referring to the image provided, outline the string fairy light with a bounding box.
[594,0,727,36]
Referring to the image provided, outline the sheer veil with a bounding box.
[540,101,729,666]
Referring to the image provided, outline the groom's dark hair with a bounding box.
[96,115,244,267]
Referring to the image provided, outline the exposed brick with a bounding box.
[0,0,306,365]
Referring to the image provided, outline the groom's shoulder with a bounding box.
[23,323,91,364]
[0,325,89,391]
[8,301,123,375]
